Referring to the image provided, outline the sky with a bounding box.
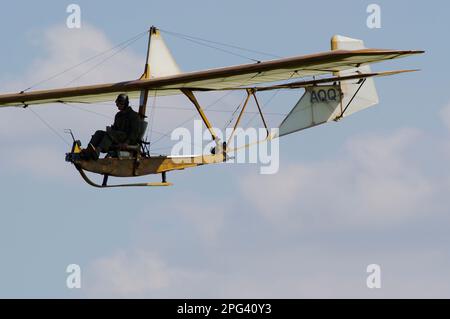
[0,0,449,298]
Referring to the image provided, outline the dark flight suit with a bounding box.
[89,106,141,153]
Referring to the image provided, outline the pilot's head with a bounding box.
[115,94,129,111]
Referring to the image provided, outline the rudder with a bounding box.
[331,35,379,117]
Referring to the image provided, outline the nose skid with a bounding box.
[65,139,83,163]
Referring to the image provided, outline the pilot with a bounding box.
[81,93,141,160]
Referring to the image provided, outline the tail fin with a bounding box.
[331,35,379,117]
[277,35,379,137]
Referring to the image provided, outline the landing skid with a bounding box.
[75,165,172,188]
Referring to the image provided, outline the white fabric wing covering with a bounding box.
[278,85,342,137]
[331,35,379,117]
[0,32,421,107]
[277,35,382,138]
[148,30,181,78]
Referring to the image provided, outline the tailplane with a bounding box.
[278,35,380,137]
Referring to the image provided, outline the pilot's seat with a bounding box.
[108,120,149,158]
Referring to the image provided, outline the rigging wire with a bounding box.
[21,30,148,93]
[28,108,70,146]
[149,90,235,148]
[19,30,148,150]
[92,102,287,116]
[160,28,282,59]
[157,106,286,116]
[222,93,247,131]
[64,103,113,119]
[63,32,147,87]
[150,73,261,150]
[242,90,280,128]
[19,28,291,154]
[241,71,298,127]
[161,29,262,63]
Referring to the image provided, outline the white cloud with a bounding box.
[174,199,226,243]
[83,195,230,297]
[84,243,450,298]
[3,24,143,92]
[240,128,436,228]
[9,145,71,178]
[85,247,223,298]
[81,117,450,298]
[86,249,171,297]
[129,194,228,247]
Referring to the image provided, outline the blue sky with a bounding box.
[0,0,449,298]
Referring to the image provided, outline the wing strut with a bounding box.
[252,90,270,139]
[225,90,271,153]
[226,89,269,145]
[226,89,252,145]
[181,88,219,143]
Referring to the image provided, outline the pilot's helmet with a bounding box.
[115,93,129,107]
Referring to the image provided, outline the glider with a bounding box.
[0,26,424,187]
